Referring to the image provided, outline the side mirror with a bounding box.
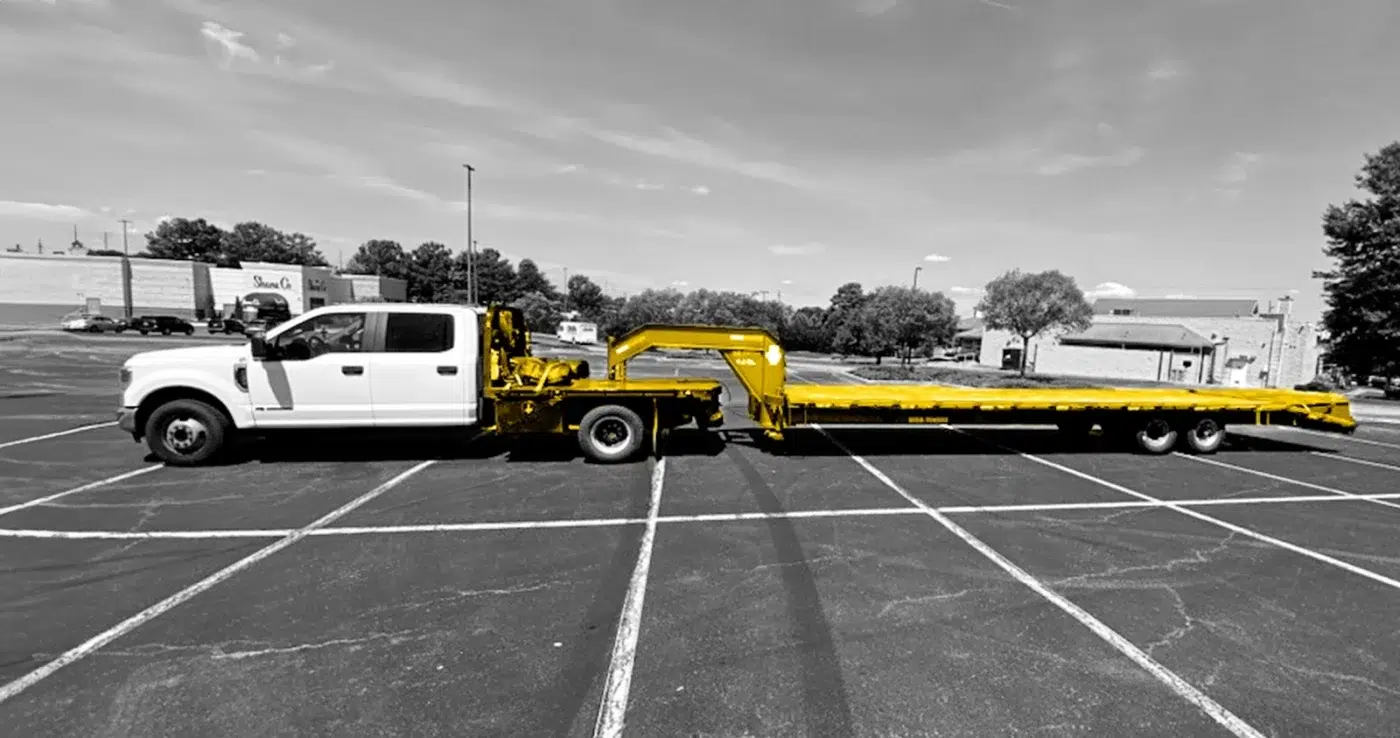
[248,332,270,360]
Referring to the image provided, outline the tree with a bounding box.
[408,242,454,303]
[143,218,226,262]
[607,288,685,336]
[825,282,871,357]
[513,259,557,300]
[473,248,519,304]
[782,306,831,353]
[976,269,1093,375]
[566,274,608,320]
[221,222,327,266]
[344,239,410,279]
[861,286,959,364]
[1316,141,1400,381]
[512,291,565,334]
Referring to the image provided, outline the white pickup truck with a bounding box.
[117,302,726,466]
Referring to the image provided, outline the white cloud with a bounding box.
[923,253,951,263]
[633,180,666,191]
[950,286,983,295]
[201,21,260,68]
[1085,281,1136,299]
[276,32,297,49]
[0,200,90,220]
[768,242,827,256]
[1036,146,1145,176]
[690,185,711,195]
[1218,151,1263,184]
[1146,59,1185,83]
[555,164,580,174]
[671,280,689,287]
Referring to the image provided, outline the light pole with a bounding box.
[463,163,476,304]
[119,219,133,319]
[912,266,922,290]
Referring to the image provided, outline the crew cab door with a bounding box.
[245,309,373,427]
[367,310,473,426]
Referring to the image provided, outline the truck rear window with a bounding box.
[385,313,454,353]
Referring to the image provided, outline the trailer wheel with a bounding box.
[1133,417,1179,455]
[578,404,646,463]
[144,398,228,466]
[1182,417,1226,454]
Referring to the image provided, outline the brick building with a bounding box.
[977,297,1323,388]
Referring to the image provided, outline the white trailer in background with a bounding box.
[557,320,599,345]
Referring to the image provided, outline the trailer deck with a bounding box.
[601,322,1358,453]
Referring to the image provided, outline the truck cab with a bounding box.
[119,303,489,464]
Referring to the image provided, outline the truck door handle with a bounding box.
[342,365,364,375]
[437,365,458,375]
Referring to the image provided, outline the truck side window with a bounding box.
[274,312,367,360]
[384,313,454,353]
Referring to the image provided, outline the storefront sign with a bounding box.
[252,275,294,291]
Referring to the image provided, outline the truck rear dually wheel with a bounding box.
[578,404,645,463]
[144,398,228,466]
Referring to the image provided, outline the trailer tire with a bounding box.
[578,404,646,463]
[144,398,228,466]
[1133,417,1178,455]
[1182,417,1226,454]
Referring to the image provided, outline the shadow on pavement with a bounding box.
[140,425,1333,467]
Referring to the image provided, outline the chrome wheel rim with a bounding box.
[164,417,209,455]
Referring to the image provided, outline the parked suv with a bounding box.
[132,315,195,336]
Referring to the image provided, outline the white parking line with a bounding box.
[1177,453,1400,512]
[1284,426,1400,451]
[812,425,1265,738]
[957,430,1400,592]
[0,422,116,451]
[0,466,162,518]
[7,493,1400,541]
[0,459,436,706]
[593,458,665,738]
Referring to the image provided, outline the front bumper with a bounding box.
[116,408,139,436]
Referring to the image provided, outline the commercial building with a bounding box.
[976,297,1324,388]
[0,252,407,327]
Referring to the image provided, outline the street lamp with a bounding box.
[462,164,476,304]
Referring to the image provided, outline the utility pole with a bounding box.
[119,219,133,319]
[913,266,922,290]
[462,164,476,304]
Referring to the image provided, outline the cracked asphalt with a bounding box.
[2,334,1399,737]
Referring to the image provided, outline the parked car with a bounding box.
[61,314,129,333]
[207,316,249,335]
[132,315,195,336]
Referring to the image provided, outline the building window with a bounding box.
[1111,308,1134,316]
[384,313,454,353]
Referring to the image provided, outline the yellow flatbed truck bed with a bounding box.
[476,309,1354,460]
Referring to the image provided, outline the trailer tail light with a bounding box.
[234,364,248,392]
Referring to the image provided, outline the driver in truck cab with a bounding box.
[274,313,365,360]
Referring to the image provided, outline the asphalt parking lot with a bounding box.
[2,335,1399,737]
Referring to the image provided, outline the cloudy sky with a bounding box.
[2,0,1397,318]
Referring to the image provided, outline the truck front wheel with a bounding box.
[578,404,645,463]
[145,398,228,466]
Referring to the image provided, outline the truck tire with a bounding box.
[578,404,645,463]
[1182,417,1226,454]
[1133,417,1178,455]
[144,398,228,466]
